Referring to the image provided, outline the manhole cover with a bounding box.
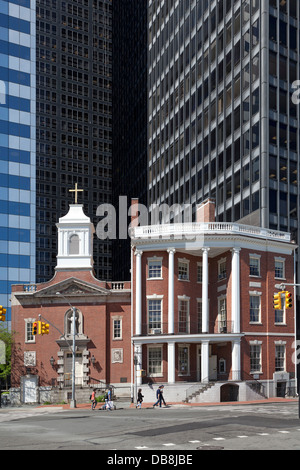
[197,445,224,450]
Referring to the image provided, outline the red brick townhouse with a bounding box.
[131,199,297,403]
[11,203,131,405]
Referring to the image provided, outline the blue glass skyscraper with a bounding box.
[0,0,36,327]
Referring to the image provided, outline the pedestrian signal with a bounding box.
[285,291,292,309]
[273,292,282,310]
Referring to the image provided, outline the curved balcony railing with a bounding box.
[131,222,291,243]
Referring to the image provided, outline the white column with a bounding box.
[201,340,210,383]
[135,250,143,335]
[232,339,241,381]
[168,342,176,384]
[201,248,210,333]
[231,248,241,334]
[167,248,176,334]
[134,344,143,387]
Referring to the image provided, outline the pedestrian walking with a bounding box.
[136,389,144,409]
[90,389,97,410]
[160,385,167,406]
[153,385,162,408]
[106,387,113,410]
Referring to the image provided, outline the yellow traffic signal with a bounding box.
[41,322,50,335]
[32,322,38,336]
[0,306,6,322]
[285,291,293,309]
[273,292,282,310]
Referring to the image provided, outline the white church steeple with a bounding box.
[55,185,95,271]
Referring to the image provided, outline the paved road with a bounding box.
[0,402,299,451]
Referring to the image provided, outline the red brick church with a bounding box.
[11,201,131,405]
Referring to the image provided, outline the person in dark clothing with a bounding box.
[153,386,163,407]
[136,388,144,409]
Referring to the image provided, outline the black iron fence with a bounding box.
[140,321,235,336]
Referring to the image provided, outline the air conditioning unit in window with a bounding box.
[179,274,188,280]
[149,328,161,335]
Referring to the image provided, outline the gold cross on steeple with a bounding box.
[69,183,83,204]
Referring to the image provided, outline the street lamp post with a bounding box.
[56,292,77,408]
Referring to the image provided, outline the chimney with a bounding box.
[196,198,216,223]
[130,198,140,228]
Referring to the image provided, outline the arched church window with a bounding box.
[69,234,80,255]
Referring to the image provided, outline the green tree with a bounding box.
[0,326,13,390]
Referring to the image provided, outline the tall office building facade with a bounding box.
[0,0,36,325]
[148,0,299,242]
[36,0,112,282]
[112,0,148,281]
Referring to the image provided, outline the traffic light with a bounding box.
[285,291,293,309]
[41,322,50,335]
[32,322,38,336]
[273,292,282,310]
[0,306,6,322]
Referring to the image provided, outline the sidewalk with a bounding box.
[33,397,298,411]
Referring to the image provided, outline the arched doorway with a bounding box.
[220,383,239,402]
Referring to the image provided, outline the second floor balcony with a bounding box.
[138,320,234,337]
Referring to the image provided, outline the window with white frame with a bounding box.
[275,344,286,372]
[250,294,261,323]
[197,262,202,282]
[113,318,122,339]
[275,258,285,279]
[249,255,260,276]
[178,259,189,280]
[148,258,162,278]
[148,346,162,376]
[218,258,226,280]
[250,344,262,373]
[25,320,35,343]
[178,298,189,333]
[148,298,162,333]
[178,345,189,376]
[218,296,227,332]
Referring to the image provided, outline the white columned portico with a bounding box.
[201,247,210,333]
[232,339,241,381]
[168,342,176,384]
[201,340,210,383]
[167,248,176,334]
[135,250,143,335]
[231,247,241,334]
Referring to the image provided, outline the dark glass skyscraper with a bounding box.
[112,0,148,281]
[148,0,299,243]
[36,0,113,282]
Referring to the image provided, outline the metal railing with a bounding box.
[132,222,291,243]
[139,320,235,336]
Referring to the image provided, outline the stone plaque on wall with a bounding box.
[24,351,36,367]
[111,348,123,364]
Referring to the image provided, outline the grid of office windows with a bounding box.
[112,0,148,281]
[148,0,261,223]
[0,0,36,325]
[148,0,299,240]
[36,0,113,282]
